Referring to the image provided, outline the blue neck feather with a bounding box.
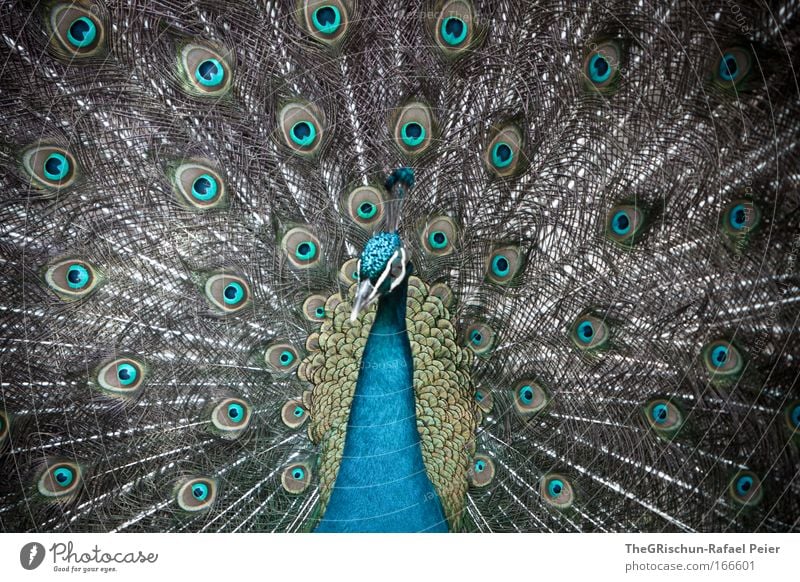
[315,275,448,532]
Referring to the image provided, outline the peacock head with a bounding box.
[350,168,415,321]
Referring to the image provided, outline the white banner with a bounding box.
[1,533,796,581]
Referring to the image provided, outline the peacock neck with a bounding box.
[314,276,448,532]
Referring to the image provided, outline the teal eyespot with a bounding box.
[716,48,752,86]
[295,241,317,261]
[485,124,524,177]
[393,102,434,155]
[491,255,510,277]
[475,388,493,414]
[45,259,102,300]
[728,471,762,507]
[702,340,744,380]
[191,174,219,201]
[790,403,800,429]
[266,343,300,373]
[223,281,245,306]
[116,363,138,386]
[468,454,495,487]
[43,152,70,181]
[177,477,217,511]
[227,403,244,422]
[440,16,468,46]
[38,461,82,498]
[491,142,514,168]
[280,102,325,154]
[283,227,322,268]
[204,274,251,313]
[66,264,90,289]
[347,186,384,227]
[66,16,97,48]
[192,482,209,501]
[281,400,309,429]
[24,145,78,189]
[401,122,426,147]
[302,0,349,43]
[422,217,457,256]
[180,44,233,96]
[303,294,328,321]
[607,204,645,245]
[643,398,684,438]
[282,462,312,493]
[434,0,477,55]
[312,5,341,35]
[583,40,622,90]
[723,199,760,237]
[357,202,377,219]
[96,357,145,396]
[514,381,548,417]
[210,397,252,438]
[428,230,448,249]
[290,121,317,148]
[486,246,522,285]
[547,479,564,498]
[53,467,74,488]
[465,322,495,355]
[315,306,325,317]
[195,58,224,87]
[541,473,574,509]
[48,3,106,58]
[570,314,609,350]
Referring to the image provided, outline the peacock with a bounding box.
[0,0,799,534]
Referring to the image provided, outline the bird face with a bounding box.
[350,231,409,321]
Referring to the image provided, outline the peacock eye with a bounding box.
[513,381,549,417]
[643,398,684,437]
[465,322,496,355]
[421,216,458,256]
[282,227,322,268]
[540,473,574,509]
[204,274,251,313]
[486,246,522,285]
[346,186,385,228]
[723,199,760,236]
[281,462,312,493]
[300,0,350,43]
[48,3,106,58]
[176,477,217,511]
[703,340,744,378]
[44,258,102,300]
[441,16,467,46]
[281,400,309,429]
[279,102,325,155]
[607,204,645,245]
[434,0,477,55]
[96,357,146,396]
[484,124,524,177]
[728,471,762,506]
[23,145,78,190]
[172,161,226,210]
[468,454,495,487]
[38,461,82,498]
[265,343,300,374]
[401,122,425,147]
[715,47,752,86]
[179,43,234,96]
[392,102,435,156]
[302,294,328,322]
[570,314,609,350]
[583,40,622,90]
[209,397,252,439]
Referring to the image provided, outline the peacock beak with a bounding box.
[350,278,378,322]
